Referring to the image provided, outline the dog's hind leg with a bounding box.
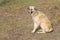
[37,23,46,33]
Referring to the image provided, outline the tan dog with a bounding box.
[28,6,53,33]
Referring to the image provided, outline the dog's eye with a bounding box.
[31,9,32,10]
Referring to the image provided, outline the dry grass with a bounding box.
[0,0,60,40]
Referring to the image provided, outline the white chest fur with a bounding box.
[32,16,40,23]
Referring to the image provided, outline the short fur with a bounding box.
[28,6,53,33]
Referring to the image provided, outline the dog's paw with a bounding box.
[37,31,46,33]
[31,31,35,33]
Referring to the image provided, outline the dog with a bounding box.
[28,6,53,33]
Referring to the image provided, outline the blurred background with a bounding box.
[0,0,60,40]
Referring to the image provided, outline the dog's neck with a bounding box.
[31,10,38,17]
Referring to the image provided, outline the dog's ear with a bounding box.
[27,7,29,10]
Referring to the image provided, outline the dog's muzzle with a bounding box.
[28,10,33,14]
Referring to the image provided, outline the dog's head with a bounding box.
[28,6,36,14]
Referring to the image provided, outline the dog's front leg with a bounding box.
[32,22,39,33]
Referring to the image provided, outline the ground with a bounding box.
[0,0,60,40]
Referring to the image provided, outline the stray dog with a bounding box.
[28,6,53,33]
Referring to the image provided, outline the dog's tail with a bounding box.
[46,28,53,33]
[49,28,53,32]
